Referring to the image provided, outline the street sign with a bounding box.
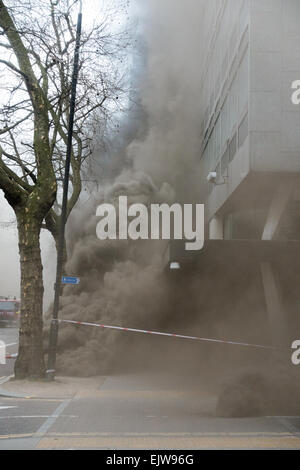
[61,276,80,285]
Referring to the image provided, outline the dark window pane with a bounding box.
[215,73,221,98]
[238,113,248,148]
[229,132,237,162]
[221,148,229,175]
[210,93,214,113]
[222,53,228,78]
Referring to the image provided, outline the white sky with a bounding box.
[0,0,121,304]
[0,193,19,298]
[0,192,56,307]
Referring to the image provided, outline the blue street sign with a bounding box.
[61,276,80,285]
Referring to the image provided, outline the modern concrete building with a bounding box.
[167,0,300,348]
[198,0,300,242]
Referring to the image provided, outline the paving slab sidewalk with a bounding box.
[0,375,106,399]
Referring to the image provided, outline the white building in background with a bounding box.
[199,0,300,241]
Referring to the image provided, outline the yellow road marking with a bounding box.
[37,435,300,449]
[0,398,64,402]
[0,431,297,440]
[0,433,33,440]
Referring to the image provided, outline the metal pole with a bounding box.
[47,2,83,381]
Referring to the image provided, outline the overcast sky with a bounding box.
[0,191,57,308]
[0,0,207,305]
[0,193,19,298]
[0,0,113,304]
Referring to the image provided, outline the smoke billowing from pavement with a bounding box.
[46,0,205,376]
[49,174,174,377]
[44,0,300,417]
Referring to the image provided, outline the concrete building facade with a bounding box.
[198,0,300,241]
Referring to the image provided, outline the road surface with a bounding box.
[0,327,300,450]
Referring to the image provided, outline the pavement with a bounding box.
[0,373,300,450]
[1,327,300,450]
[0,375,105,399]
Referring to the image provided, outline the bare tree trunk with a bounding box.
[14,215,45,379]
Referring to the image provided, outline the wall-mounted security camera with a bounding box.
[207,171,217,183]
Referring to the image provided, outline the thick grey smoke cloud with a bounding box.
[128,0,205,197]
[45,175,173,376]
[44,0,300,417]
[45,0,207,376]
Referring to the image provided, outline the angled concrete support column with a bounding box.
[262,180,295,240]
[260,262,288,347]
[260,179,294,348]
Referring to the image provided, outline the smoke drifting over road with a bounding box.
[44,0,300,417]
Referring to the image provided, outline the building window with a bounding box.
[208,128,215,164]
[215,115,221,162]
[238,48,249,116]
[240,0,249,37]
[238,112,248,148]
[229,132,237,162]
[215,162,221,179]
[209,93,214,116]
[229,71,239,134]
[221,96,229,151]
[221,147,229,175]
[221,52,228,81]
[230,23,238,58]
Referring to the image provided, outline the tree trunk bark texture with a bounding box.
[14,215,45,379]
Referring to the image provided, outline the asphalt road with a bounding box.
[0,327,300,450]
[0,376,300,449]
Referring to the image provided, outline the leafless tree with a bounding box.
[0,0,131,378]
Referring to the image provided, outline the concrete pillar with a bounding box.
[260,262,288,347]
[260,179,294,349]
[209,216,223,240]
[262,180,294,240]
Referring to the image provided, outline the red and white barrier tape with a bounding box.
[58,319,285,351]
[4,320,288,359]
